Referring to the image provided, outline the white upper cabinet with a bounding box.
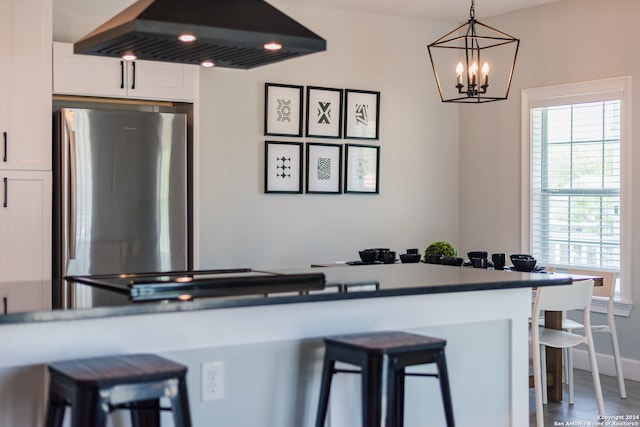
[53,42,197,102]
[0,0,52,171]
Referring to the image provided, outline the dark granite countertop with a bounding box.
[0,263,573,324]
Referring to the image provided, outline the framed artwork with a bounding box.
[306,143,342,194]
[264,83,303,137]
[344,89,380,140]
[265,141,303,193]
[306,86,343,138]
[345,144,380,194]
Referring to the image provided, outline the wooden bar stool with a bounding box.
[44,353,192,427]
[315,331,455,427]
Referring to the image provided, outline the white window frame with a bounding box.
[521,76,632,316]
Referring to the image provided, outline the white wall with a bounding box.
[458,0,640,364]
[195,3,461,269]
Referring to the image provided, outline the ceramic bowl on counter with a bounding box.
[511,257,537,272]
[399,253,421,263]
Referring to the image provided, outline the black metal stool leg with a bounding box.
[71,392,108,427]
[435,350,455,427]
[393,366,405,427]
[362,356,383,427]
[44,393,66,427]
[130,399,160,427]
[171,379,193,427]
[315,357,336,427]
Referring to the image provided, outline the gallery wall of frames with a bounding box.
[264,83,381,195]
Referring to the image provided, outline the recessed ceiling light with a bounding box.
[264,42,282,51]
[179,34,196,43]
[200,60,215,68]
[122,53,137,61]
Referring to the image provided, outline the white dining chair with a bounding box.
[558,269,626,399]
[530,279,605,427]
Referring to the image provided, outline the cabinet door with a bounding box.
[53,41,126,98]
[1,0,52,171]
[4,281,51,313]
[127,59,196,102]
[0,171,52,283]
[53,42,197,102]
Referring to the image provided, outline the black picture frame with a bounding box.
[306,86,343,139]
[306,143,343,194]
[264,83,304,137]
[344,144,380,194]
[344,89,380,140]
[264,141,303,193]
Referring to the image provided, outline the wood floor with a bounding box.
[529,369,640,426]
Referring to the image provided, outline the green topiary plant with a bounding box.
[424,241,457,259]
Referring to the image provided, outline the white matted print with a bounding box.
[306,87,343,138]
[265,141,303,193]
[344,89,380,140]
[306,143,342,194]
[345,144,379,194]
[264,83,303,137]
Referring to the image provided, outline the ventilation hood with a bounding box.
[74,0,326,69]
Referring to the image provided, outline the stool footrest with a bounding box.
[332,368,362,374]
[405,372,439,378]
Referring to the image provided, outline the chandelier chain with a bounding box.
[470,0,475,19]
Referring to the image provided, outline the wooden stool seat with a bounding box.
[45,353,192,427]
[315,331,455,427]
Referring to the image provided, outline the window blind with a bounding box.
[530,100,621,269]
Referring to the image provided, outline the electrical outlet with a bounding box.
[201,361,225,401]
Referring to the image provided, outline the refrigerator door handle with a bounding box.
[68,130,77,260]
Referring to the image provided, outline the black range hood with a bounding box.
[74,0,326,69]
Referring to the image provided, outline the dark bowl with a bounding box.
[399,253,421,263]
[359,249,379,264]
[512,257,537,272]
[510,253,534,262]
[440,257,464,266]
[467,251,488,260]
[372,248,390,262]
[382,251,396,264]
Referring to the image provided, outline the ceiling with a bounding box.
[274,0,563,21]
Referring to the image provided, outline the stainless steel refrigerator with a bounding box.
[53,108,189,308]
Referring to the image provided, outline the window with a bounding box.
[522,77,631,306]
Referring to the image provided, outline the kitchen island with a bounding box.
[0,263,572,427]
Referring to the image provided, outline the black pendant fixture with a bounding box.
[427,0,519,103]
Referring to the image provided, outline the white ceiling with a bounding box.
[274,0,563,21]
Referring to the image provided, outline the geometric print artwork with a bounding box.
[306,143,342,194]
[265,141,303,193]
[306,87,343,139]
[276,156,292,179]
[264,84,380,195]
[345,144,379,193]
[265,83,303,137]
[354,157,368,180]
[317,157,331,180]
[344,89,380,140]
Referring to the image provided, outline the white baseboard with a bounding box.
[571,348,640,382]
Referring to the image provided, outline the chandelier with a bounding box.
[427,0,520,103]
